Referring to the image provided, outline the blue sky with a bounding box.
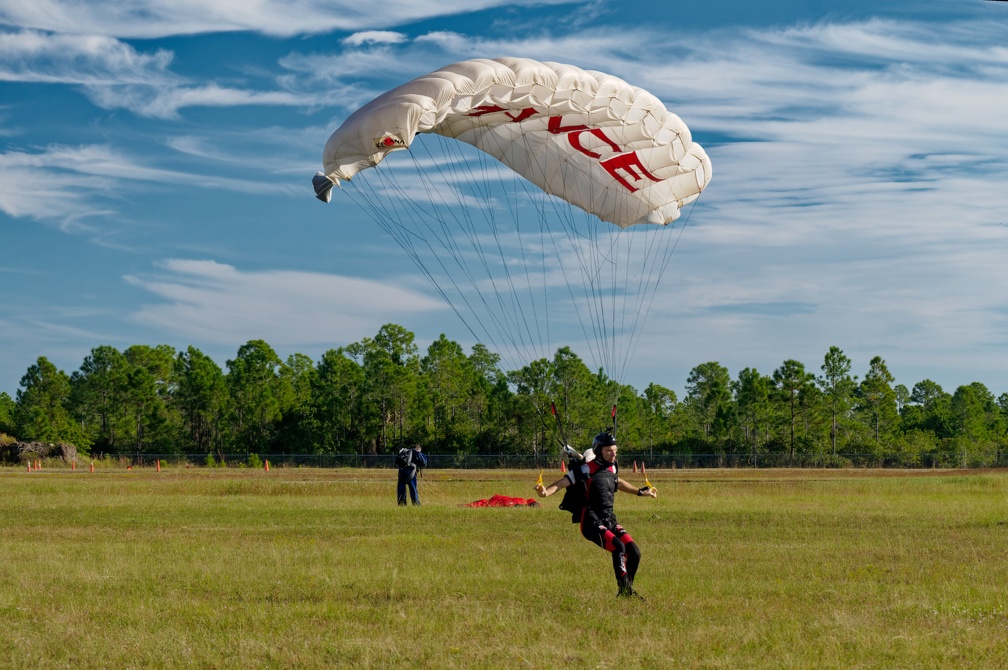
[1,0,1006,400]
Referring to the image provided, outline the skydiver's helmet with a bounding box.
[592,432,616,451]
[588,431,612,457]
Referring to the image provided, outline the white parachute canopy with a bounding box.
[315,58,712,382]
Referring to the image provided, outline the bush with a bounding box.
[246,453,262,469]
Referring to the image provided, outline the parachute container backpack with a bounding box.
[315,58,712,383]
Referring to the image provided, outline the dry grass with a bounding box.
[1,466,1006,668]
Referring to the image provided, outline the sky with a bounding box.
[1,0,1007,401]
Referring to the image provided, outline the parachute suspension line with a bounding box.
[346,151,528,375]
[539,148,609,377]
[340,165,495,358]
[454,131,550,367]
[512,147,566,364]
[517,128,556,361]
[429,137,547,375]
[367,157,485,314]
[619,193,703,385]
[611,197,654,384]
[617,212,678,382]
[477,129,551,362]
[471,126,568,368]
[530,140,605,374]
[606,199,668,385]
[337,172,486,351]
[583,184,629,381]
[412,136,532,368]
[507,125,564,366]
[580,187,620,379]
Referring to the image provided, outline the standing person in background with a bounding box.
[396,444,427,506]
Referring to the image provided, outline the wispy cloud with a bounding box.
[125,259,447,345]
[342,31,407,47]
[0,0,571,38]
[0,29,326,118]
[0,144,290,228]
[0,29,174,83]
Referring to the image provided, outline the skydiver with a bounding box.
[535,432,657,598]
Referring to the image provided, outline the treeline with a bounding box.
[1,323,1006,466]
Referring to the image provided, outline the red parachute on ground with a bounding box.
[464,494,540,508]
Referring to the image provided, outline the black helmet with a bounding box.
[592,432,616,450]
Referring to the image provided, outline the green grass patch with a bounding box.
[1,467,1006,668]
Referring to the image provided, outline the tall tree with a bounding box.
[273,352,316,452]
[950,382,998,466]
[643,382,677,456]
[894,384,910,414]
[467,343,502,435]
[509,357,555,459]
[15,357,86,446]
[357,324,419,452]
[818,346,856,455]
[551,347,599,443]
[773,359,815,457]
[226,339,282,453]
[122,344,177,453]
[70,345,130,451]
[420,334,474,451]
[174,347,227,454]
[904,379,952,438]
[857,356,899,450]
[733,367,770,461]
[0,391,15,435]
[311,348,364,453]
[684,361,732,446]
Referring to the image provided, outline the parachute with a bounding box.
[314,57,712,382]
[463,494,540,508]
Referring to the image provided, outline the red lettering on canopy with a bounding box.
[506,108,537,123]
[467,106,537,123]
[547,116,621,159]
[547,116,588,134]
[600,152,661,193]
[468,112,662,194]
[468,105,508,117]
[568,129,622,160]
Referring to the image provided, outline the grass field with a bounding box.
[2,465,1007,669]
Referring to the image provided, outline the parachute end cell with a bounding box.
[639,203,681,226]
[313,172,336,203]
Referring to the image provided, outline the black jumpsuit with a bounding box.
[569,457,642,593]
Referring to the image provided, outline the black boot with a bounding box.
[617,578,644,600]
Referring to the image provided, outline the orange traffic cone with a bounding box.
[90,462,94,473]
[27,462,31,472]
[264,460,270,472]
[633,461,638,473]
[72,460,76,471]
[561,461,567,473]
[156,460,161,472]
